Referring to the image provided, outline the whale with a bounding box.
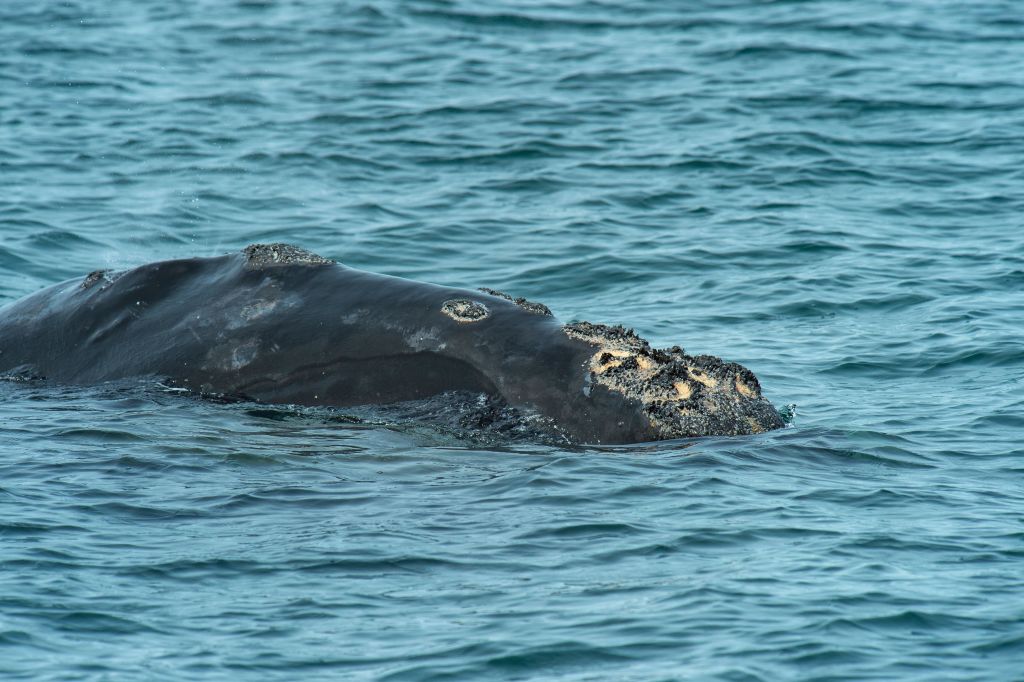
[0,244,784,444]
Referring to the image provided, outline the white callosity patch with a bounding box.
[441,299,490,323]
[80,269,125,291]
[477,288,552,316]
[563,321,783,438]
[242,243,334,270]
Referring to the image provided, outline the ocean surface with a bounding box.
[2,1,1023,679]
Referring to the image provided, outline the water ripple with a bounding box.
[2,0,1023,679]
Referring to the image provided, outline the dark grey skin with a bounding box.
[0,244,784,444]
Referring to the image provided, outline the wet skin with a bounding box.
[0,245,784,444]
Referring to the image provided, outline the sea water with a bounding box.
[1,1,1023,679]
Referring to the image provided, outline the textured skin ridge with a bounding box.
[563,321,783,438]
[243,243,334,269]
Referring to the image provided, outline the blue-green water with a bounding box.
[2,1,1023,679]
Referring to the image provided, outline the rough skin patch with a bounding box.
[479,287,553,316]
[81,269,123,290]
[243,243,334,270]
[563,321,783,439]
[81,270,109,289]
[441,299,490,323]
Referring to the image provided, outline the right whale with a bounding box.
[0,244,785,444]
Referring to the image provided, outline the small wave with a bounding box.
[700,42,857,61]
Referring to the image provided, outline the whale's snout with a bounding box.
[564,321,784,439]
